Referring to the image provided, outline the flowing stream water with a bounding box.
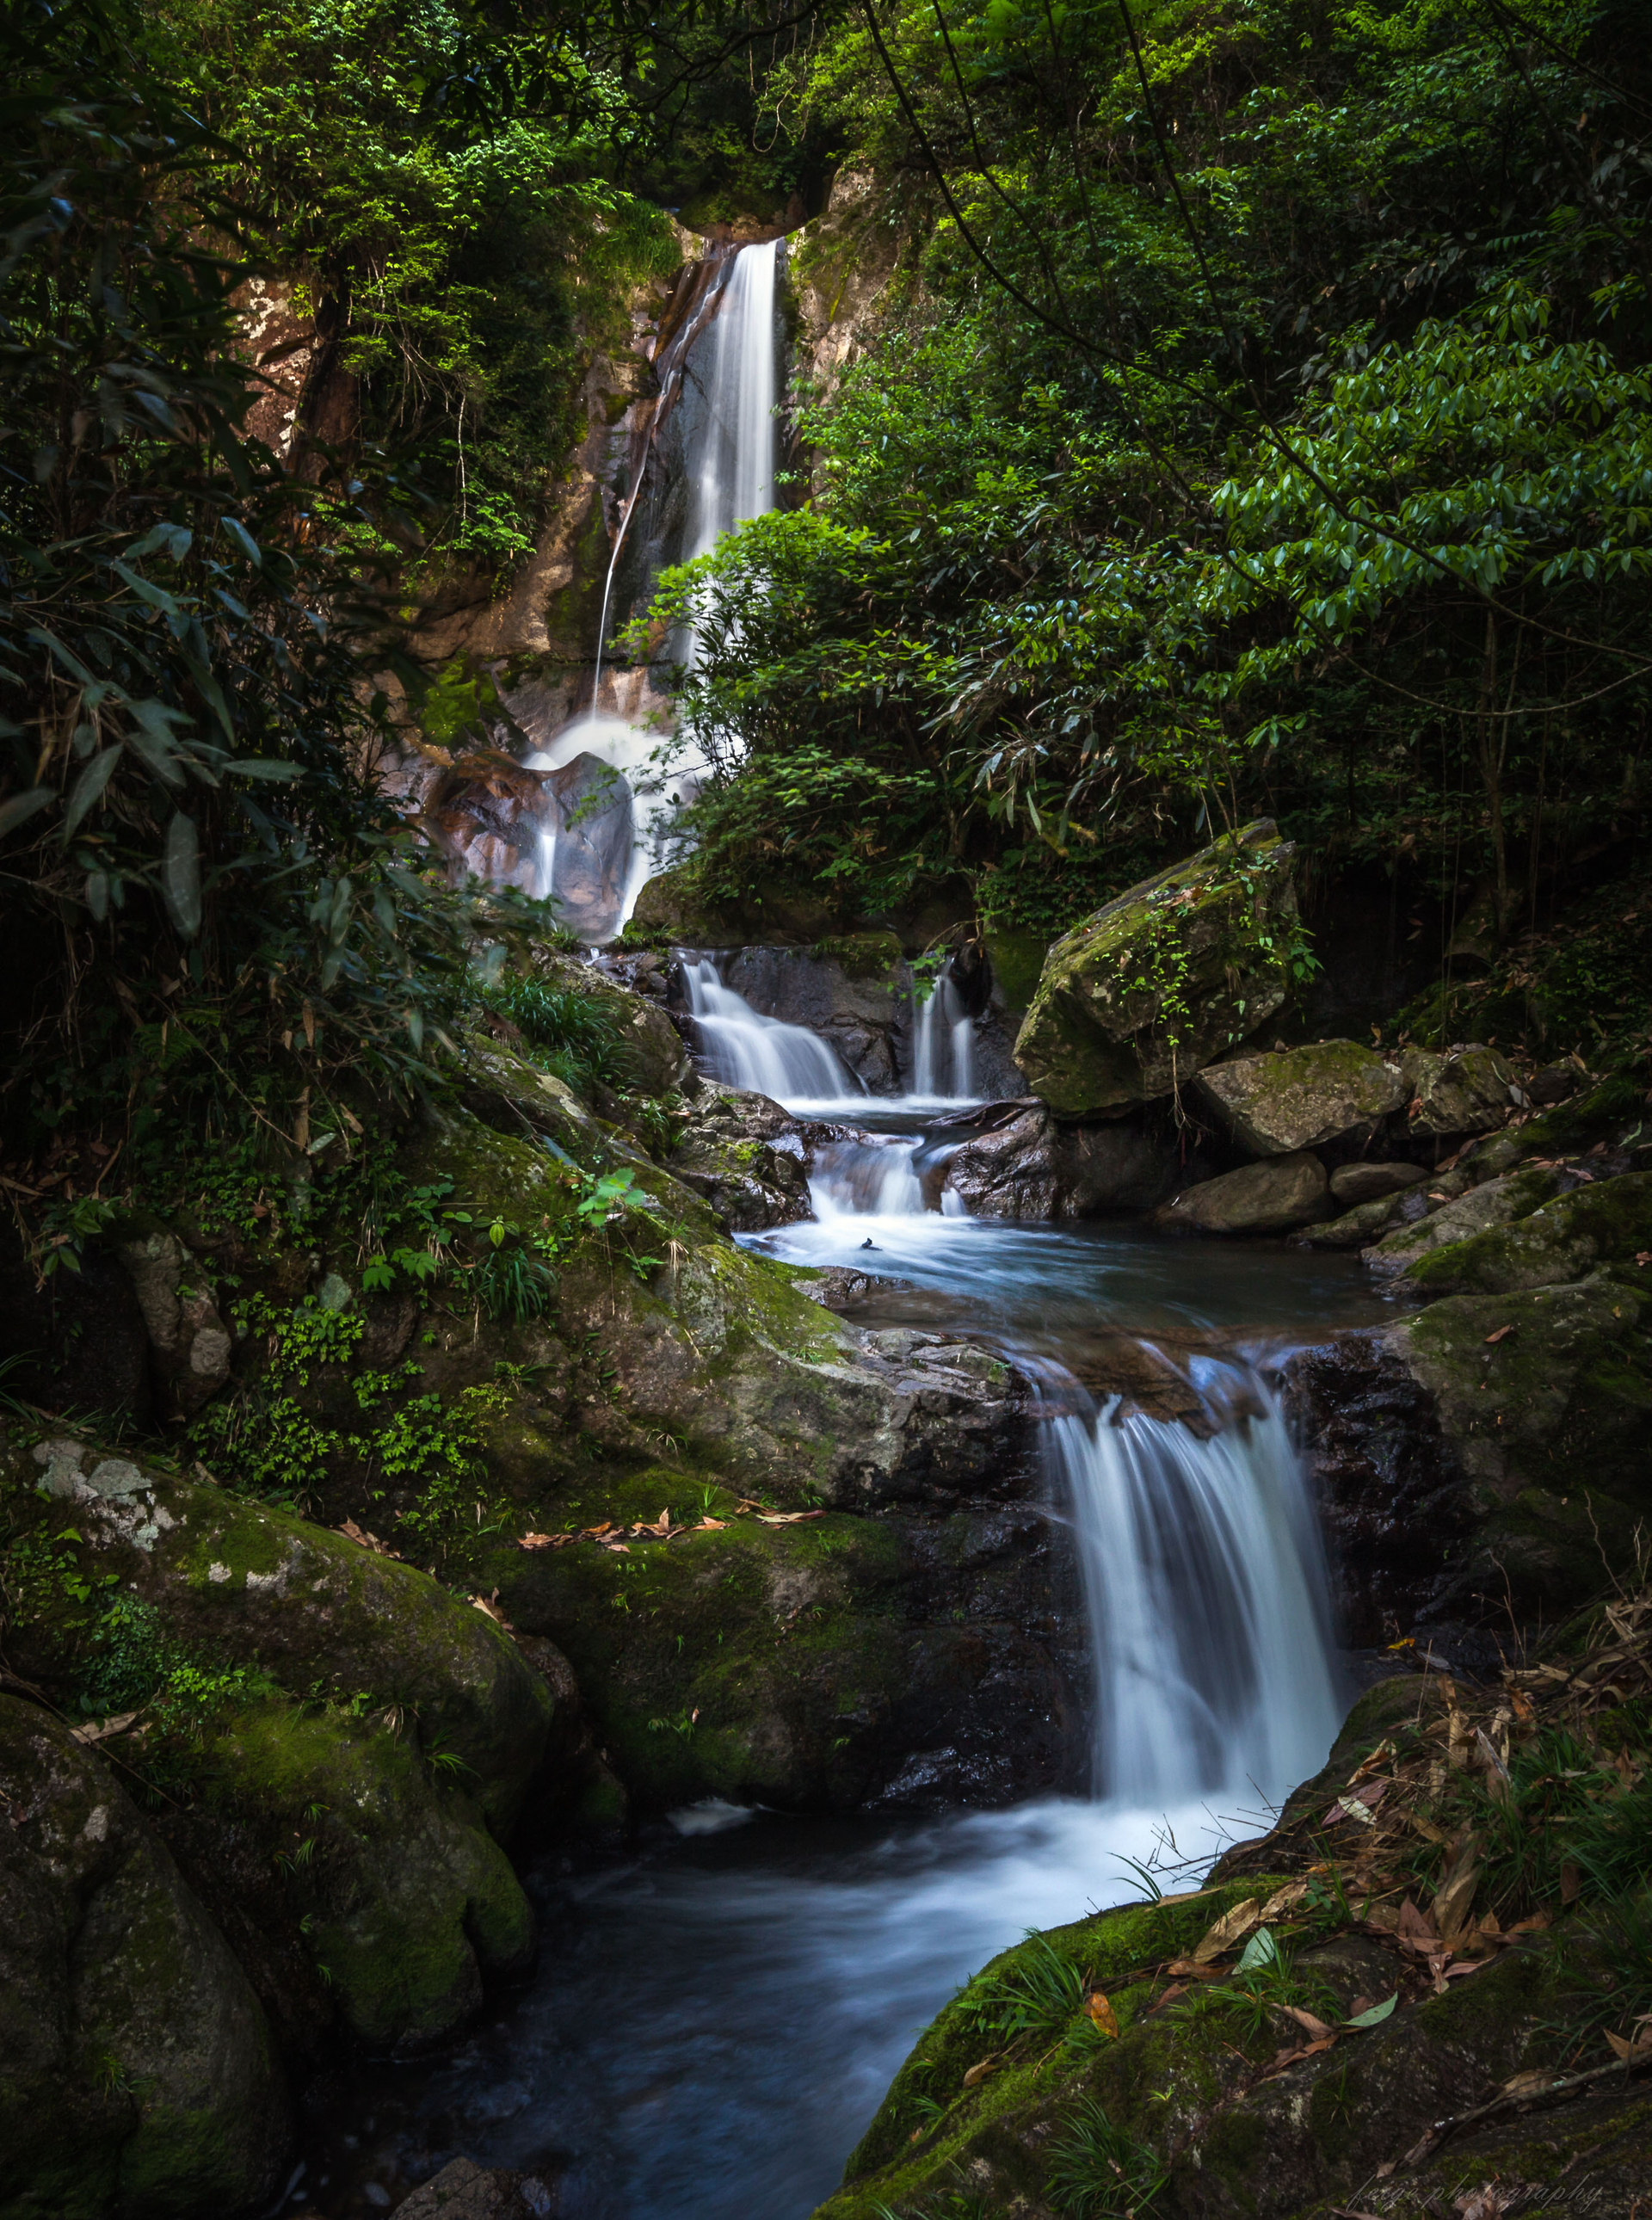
[295,968,1404,2220]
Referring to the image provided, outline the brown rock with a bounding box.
[1154,1151,1329,1235]
[1328,1161,1427,1206]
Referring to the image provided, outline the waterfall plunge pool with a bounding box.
[293,1116,1411,2220]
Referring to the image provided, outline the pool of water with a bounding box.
[293,1103,1400,2220]
[288,1793,1266,2220]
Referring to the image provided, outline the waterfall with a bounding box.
[521,240,783,942]
[809,1135,926,1218]
[682,240,780,596]
[681,957,860,1103]
[1051,1379,1342,1804]
[909,972,976,1101]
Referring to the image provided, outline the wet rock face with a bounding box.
[394,2158,556,2218]
[714,940,905,1090]
[0,1697,290,2220]
[938,1103,1184,1218]
[1192,1039,1409,1155]
[1277,1335,1476,1649]
[1155,1150,1329,1235]
[1328,1159,1426,1206]
[669,1086,813,1230]
[1013,819,1298,1116]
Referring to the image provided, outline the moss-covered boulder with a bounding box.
[668,1086,812,1230]
[1155,1150,1328,1234]
[1013,820,1298,1116]
[27,1444,558,1836]
[1328,1159,1426,1206]
[1389,1266,1652,1618]
[1368,1163,1574,1273]
[1402,1170,1652,1298]
[9,1435,564,2056]
[1192,1039,1408,1156]
[0,1696,289,2220]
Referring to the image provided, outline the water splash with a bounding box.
[909,971,975,1100]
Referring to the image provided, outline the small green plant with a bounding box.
[1045,2098,1167,2218]
[958,1931,1087,2040]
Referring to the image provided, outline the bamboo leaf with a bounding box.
[162,811,201,936]
[62,747,121,840]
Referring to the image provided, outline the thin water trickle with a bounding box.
[680,956,863,1100]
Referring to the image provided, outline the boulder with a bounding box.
[528,947,689,1096]
[0,1696,289,2219]
[1402,1042,1519,1135]
[712,941,903,1092]
[1191,1040,1407,1156]
[15,1440,565,2055]
[1154,1150,1328,1235]
[1012,819,1298,1116]
[669,1087,812,1230]
[938,1105,1180,1218]
[1328,1159,1426,1206]
[395,2158,554,2219]
[1400,1170,1652,1298]
[1292,1193,1407,1249]
[1367,1164,1575,1273]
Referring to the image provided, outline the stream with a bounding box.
[293,969,1408,2220]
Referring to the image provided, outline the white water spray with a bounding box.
[682,241,780,595]
[910,972,975,1099]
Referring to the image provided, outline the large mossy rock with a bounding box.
[1191,1039,1407,1155]
[0,1696,288,2220]
[1154,1150,1328,1235]
[1366,1163,1575,1273]
[1403,1042,1519,1135]
[1013,820,1298,1116]
[1379,1171,1652,1618]
[9,1439,561,2057]
[669,1086,813,1230]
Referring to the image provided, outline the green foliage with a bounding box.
[1044,2098,1167,2219]
[481,970,626,1092]
[957,1930,1087,2041]
[650,0,1652,1018]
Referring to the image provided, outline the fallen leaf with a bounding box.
[1344,1993,1399,2029]
[1145,1983,1188,2017]
[697,1516,726,1530]
[1483,1324,1514,1344]
[756,1509,827,1524]
[1606,2026,1652,2061]
[470,1591,514,1629]
[1192,1898,1261,1964]
[1501,2069,1556,2099]
[1261,2036,1336,2079]
[1285,2005,1335,2041]
[337,1517,392,1554]
[1085,1992,1120,2038]
[1443,1958,1486,1979]
[70,1711,139,1744]
[1259,1880,1309,1922]
[1397,1896,1441,1952]
[1561,1861,1581,1904]
[1162,1958,1230,1981]
[962,2054,1002,2087]
[1433,1837,1482,1941]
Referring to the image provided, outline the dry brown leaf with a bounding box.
[1192,1898,1261,1964]
[1259,1880,1309,1922]
[1500,2069,1555,2099]
[756,1510,827,1524]
[1606,2026,1652,2061]
[70,1711,139,1745]
[1483,1324,1514,1345]
[1396,1896,1441,1951]
[962,2054,1002,2087]
[1145,1983,1188,2017]
[1085,1992,1120,2038]
[1433,1837,1481,1941]
[1162,1958,1230,1981]
[470,1592,513,1630]
[697,1517,726,1530]
[1284,2005,1335,2041]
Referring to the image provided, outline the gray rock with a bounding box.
[1193,1040,1407,1156]
[670,1087,813,1230]
[1367,1165,1574,1273]
[0,1696,289,2218]
[1328,1160,1427,1206]
[394,2155,553,2218]
[115,1226,234,1419]
[1402,1043,1518,1136]
[1154,1150,1328,1235]
[1292,1194,1405,1249]
[940,1106,1179,1218]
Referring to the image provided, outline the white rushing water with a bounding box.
[521,240,783,942]
[681,240,780,596]
[680,956,861,1101]
[678,953,983,1112]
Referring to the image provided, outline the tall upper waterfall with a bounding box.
[526,239,783,944]
[683,239,780,596]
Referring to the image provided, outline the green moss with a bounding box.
[1405,1173,1652,1296]
[983,928,1048,1014]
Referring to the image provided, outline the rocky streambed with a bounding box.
[4,823,1651,2220]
